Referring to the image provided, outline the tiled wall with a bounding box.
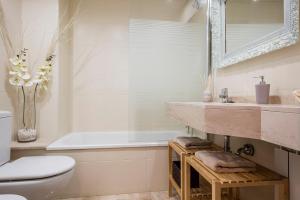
[0,0,22,138]
[214,42,300,104]
[71,0,130,132]
[21,0,62,141]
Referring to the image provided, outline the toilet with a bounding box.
[0,194,27,200]
[0,111,76,200]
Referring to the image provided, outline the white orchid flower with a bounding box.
[36,71,46,76]
[9,77,24,86]
[24,80,34,87]
[20,72,31,80]
[20,67,28,72]
[9,70,18,75]
[8,49,54,92]
[8,49,32,88]
[9,57,21,65]
[32,78,42,84]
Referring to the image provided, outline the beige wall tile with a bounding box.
[215,42,300,103]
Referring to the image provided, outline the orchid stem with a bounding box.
[33,83,38,129]
[21,86,26,128]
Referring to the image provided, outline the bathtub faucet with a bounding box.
[186,126,194,136]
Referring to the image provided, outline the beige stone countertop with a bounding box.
[167,101,300,151]
[168,102,300,113]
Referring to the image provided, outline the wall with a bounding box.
[71,0,130,132]
[215,40,300,104]
[0,0,22,138]
[213,7,300,200]
[58,0,73,137]
[21,0,61,141]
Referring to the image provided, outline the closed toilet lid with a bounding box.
[0,195,27,200]
[0,156,75,181]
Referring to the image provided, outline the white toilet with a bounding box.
[0,111,76,200]
[0,194,27,200]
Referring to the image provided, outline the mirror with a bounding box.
[225,0,284,54]
[211,0,299,68]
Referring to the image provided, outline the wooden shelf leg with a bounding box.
[168,145,173,197]
[184,160,191,200]
[181,154,185,200]
[212,181,222,200]
[275,180,289,200]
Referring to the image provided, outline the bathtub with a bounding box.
[12,131,186,198]
[47,131,185,150]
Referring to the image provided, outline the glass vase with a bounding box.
[17,85,38,142]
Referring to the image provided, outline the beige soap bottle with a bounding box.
[255,76,270,104]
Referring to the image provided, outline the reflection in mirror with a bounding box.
[225,0,284,54]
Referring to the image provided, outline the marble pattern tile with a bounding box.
[58,191,179,200]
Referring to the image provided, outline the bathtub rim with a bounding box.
[46,131,185,151]
[46,142,170,151]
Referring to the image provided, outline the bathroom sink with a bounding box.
[167,102,300,150]
[167,102,206,132]
[167,102,261,139]
[261,105,300,151]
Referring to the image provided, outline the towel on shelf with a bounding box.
[174,136,212,149]
[195,151,256,173]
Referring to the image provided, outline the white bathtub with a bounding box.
[13,131,186,198]
[47,131,185,150]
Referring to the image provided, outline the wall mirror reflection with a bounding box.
[211,0,299,68]
[225,0,284,54]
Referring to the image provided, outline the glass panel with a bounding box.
[128,0,208,131]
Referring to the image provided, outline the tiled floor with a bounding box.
[59,191,179,200]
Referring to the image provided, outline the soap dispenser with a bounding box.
[254,76,270,104]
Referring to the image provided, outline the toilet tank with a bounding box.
[0,111,12,166]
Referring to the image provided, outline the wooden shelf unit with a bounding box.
[184,156,289,200]
[168,141,222,200]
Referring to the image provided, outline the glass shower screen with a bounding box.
[128,0,208,131]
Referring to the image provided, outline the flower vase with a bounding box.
[17,86,38,142]
[17,128,37,142]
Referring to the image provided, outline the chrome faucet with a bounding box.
[219,88,234,103]
[219,88,229,103]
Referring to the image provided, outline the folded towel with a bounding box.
[195,151,256,173]
[175,137,212,149]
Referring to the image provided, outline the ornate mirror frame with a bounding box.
[211,0,299,68]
